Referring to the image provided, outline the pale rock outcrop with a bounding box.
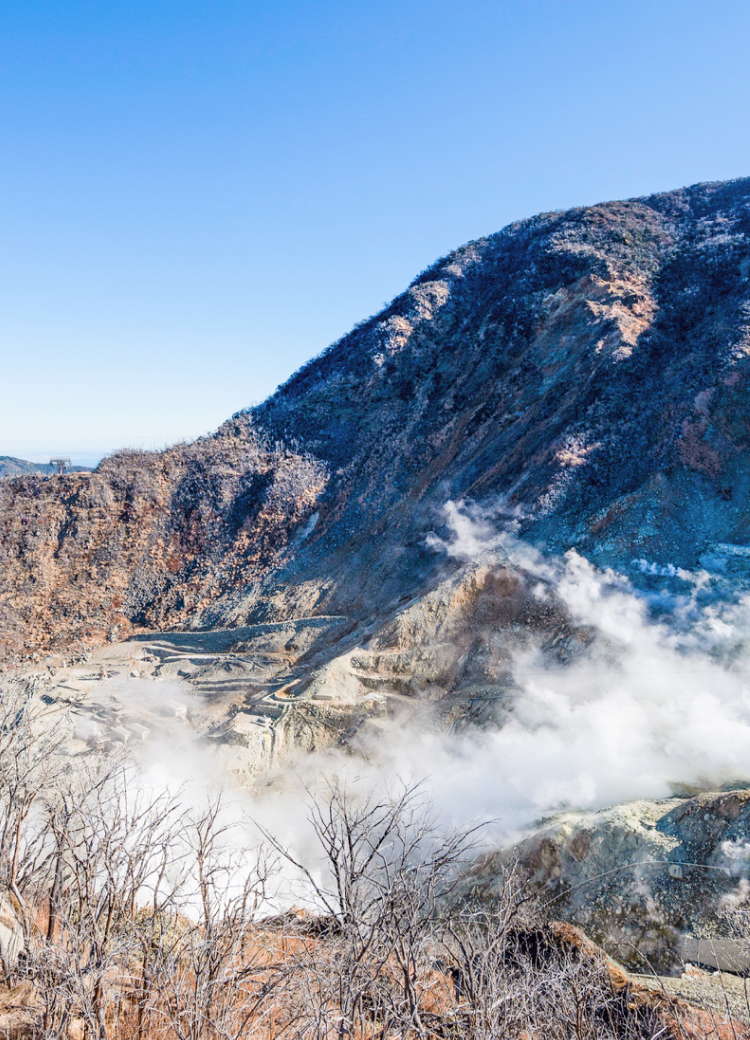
[470,788,750,973]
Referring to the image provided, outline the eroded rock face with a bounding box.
[0,429,326,656]
[471,789,750,973]
[3,177,750,657]
[296,552,593,731]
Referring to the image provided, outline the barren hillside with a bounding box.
[3,176,750,656]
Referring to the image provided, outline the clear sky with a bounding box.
[2,0,749,465]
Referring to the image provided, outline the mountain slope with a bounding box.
[0,457,45,478]
[255,177,750,578]
[2,176,750,656]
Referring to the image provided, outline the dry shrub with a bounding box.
[0,680,745,1039]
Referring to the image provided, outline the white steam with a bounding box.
[339,501,750,844]
[68,500,750,871]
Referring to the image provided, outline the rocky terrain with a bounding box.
[5,175,750,996]
[2,176,750,660]
[471,788,750,974]
[0,434,326,656]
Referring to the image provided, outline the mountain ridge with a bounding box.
[0,456,92,479]
[2,175,750,656]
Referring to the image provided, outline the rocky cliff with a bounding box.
[3,176,750,657]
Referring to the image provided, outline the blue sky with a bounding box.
[2,0,749,464]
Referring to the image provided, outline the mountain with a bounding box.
[0,457,46,478]
[0,457,92,479]
[2,176,750,657]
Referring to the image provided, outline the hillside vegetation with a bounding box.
[0,459,91,480]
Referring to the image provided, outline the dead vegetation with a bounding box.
[0,679,746,1039]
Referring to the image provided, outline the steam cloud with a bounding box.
[402,502,750,841]
[95,501,750,867]
[278,501,750,851]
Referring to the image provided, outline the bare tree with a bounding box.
[25,762,186,1040]
[263,779,479,1040]
[152,795,278,1040]
[0,678,66,976]
[438,888,665,1040]
[0,688,728,1040]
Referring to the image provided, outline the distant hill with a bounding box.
[0,457,43,478]
[0,457,92,479]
